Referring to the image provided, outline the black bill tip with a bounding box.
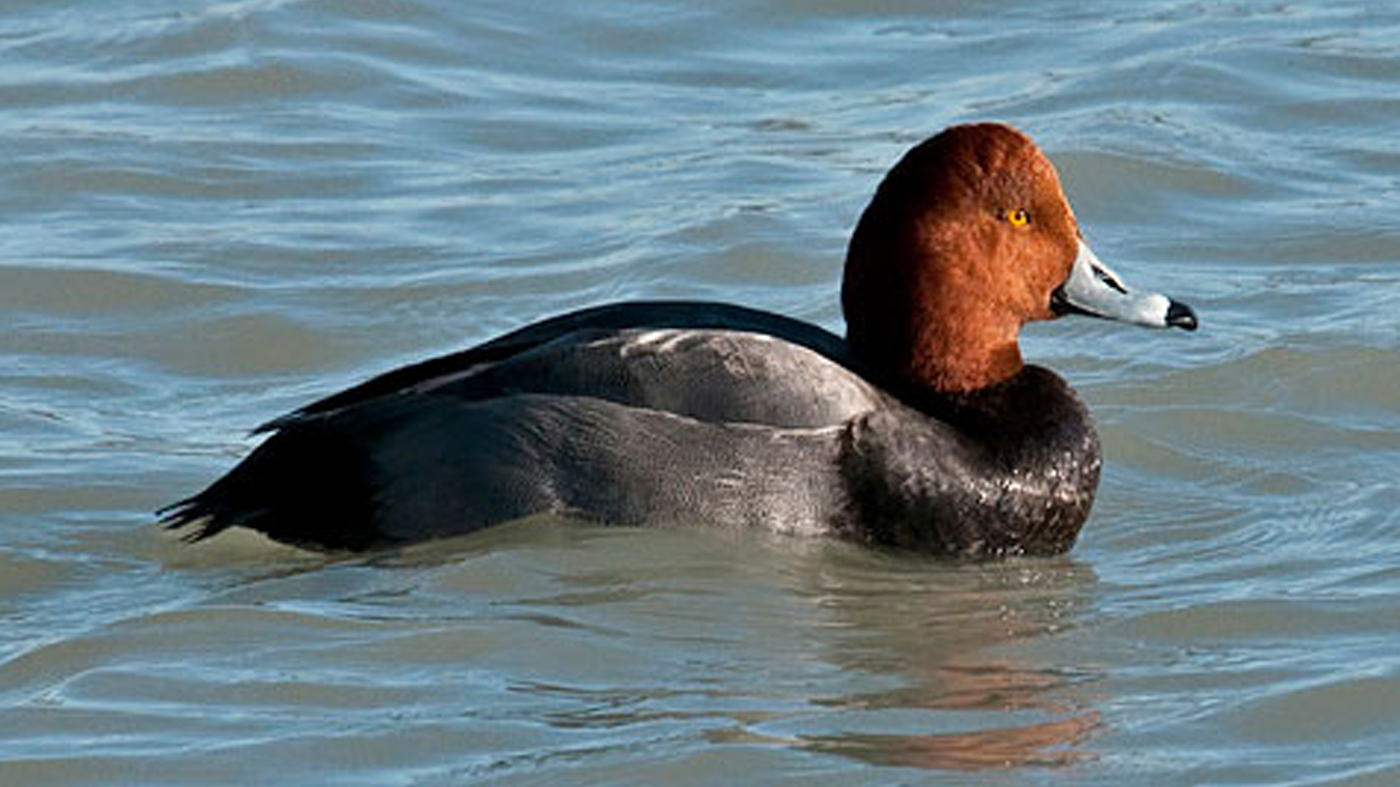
[1166,299,1198,331]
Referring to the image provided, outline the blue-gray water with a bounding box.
[3,1,1399,784]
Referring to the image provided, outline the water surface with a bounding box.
[2,1,1399,784]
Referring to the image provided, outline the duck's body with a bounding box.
[166,301,1099,555]
[162,124,1195,556]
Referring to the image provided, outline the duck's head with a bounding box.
[842,123,1196,394]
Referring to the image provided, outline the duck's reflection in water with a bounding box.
[790,549,1103,770]
[805,701,1100,770]
[373,523,1105,773]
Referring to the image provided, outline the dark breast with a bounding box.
[834,366,1101,557]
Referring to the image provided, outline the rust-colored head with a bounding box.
[842,123,1081,393]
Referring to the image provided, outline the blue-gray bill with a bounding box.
[1051,240,1197,331]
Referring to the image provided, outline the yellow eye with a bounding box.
[1005,209,1029,227]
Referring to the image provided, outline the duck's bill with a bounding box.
[1051,240,1197,331]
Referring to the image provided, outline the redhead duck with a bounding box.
[162,123,1196,557]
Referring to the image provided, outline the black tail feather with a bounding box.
[157,495,266,544]
[157,416,390,552]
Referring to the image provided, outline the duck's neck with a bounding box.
[848,320,1025,396]
[912,326,1024,395]
[936,366,1077,435]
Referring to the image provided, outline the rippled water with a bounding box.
[3,1,1399,784]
